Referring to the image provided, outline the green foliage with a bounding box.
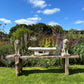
[39,38,51,47]
[22,58,63,68]
[9,23,52,38]
[0,43,14,56]
[21,43,33,55]
[34,23,52,36]
[52,25,64,34]
[39,39,45,47]
[0,43,14,67]
[39,36,58,48]
[9,24,28,37]
[66,31,84,43]
[69,43,84,64]
[44,39,51,47]
[12,26,33,41]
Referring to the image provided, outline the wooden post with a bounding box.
[15,56,22,76]
[15,56,20,76]
[65,57,69,75]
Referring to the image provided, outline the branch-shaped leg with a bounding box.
[65,57,69,75]
[15,56,21,76]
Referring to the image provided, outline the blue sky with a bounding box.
[0,0,84,34]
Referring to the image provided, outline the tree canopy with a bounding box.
[52,25,63,34]
[12,26,33,41]
[9,23,64,38]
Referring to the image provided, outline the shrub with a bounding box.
[12,26,32,41]
[69,43,84,64]
[22,58,62,67]
[0,42,14,56]
[66,32,84,43]
[39,36,51,47]
[0,42,14,67]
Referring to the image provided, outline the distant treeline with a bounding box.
[0,23,84,39]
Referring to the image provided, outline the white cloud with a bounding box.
[37,8,60,15]
[0,18,11,23]
[48,21,60,26]
[28,0,47,8]
[37,10,41,13]
[15,16,41,25]
[82,8,84,11]
[77,29,84,31]
[74,20,84,24]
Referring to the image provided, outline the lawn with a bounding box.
[0,65,84,84]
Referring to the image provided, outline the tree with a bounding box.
[34,23,46,36]
[12,26,33,41]
[52,25,63,35]
[9,24,28,37]
[68,29,78,34]
[34,23,52,38]
[9,23,53,38]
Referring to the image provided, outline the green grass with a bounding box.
[0,65,84,84]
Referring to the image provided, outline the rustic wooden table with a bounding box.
[6,54,79,76]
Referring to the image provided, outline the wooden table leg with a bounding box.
[15,56,20,76]
[65,57,69,75]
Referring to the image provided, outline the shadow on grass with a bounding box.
[69,68,84,75]
[20,68,84,76]
[21,68,64,76]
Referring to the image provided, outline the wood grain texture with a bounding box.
[6,54,79,59]
[65,57,69,75]
[20,55,79,59]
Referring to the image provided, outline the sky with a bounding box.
[0,0,84,34]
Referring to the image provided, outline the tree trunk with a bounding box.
[24,32,27,48]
